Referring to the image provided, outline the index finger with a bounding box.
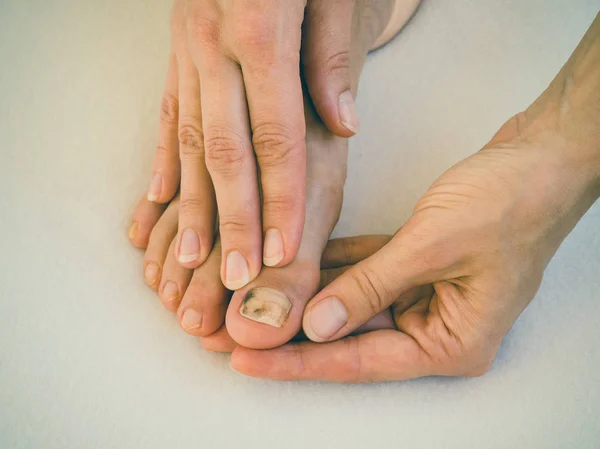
[230,329,432,383]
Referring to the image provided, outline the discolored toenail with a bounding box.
[128,221,138,240]
[147,173,162,201]
[144,262,160,285]
[239,287,292,328]
[181,308,202,331]
[161,281,179,303]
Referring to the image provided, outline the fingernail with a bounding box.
[338,90,359,134]
[263,228,284,267]
[178,229,200,264]
[239,287,292,328]
[225,251,250,290]
[144,262,160,285]
[128,221,138,240]
[147,173,162,201]
[306,296,348,341]
[161,280,179,303]
[181,308,202,330]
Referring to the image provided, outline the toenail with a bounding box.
[161,281,179,303]
[225,251,250,290]
[144,262,160,285]
[239,287,292,328]
[338,90,359,134]
[305,296,348,341]
[128,221,138,240]
[178,229,200,264]
[263,228,284,267]
[147,173,162,202]
[181,308,202,331]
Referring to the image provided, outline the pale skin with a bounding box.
[144,0,421,294]
[131,6,600,382]
[130,0,409,349]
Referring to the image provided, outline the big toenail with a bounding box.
[239,288,292,328]
[263,228,284,267]
[305,297,348,341]
[161,281,179,303]
[181,309,202,331]
[128,221,138,240]
[144,262,160,285]
[178,229,200,264]
[147,173,162,201]
[225,251,250,290]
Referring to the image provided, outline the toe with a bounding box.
[177,238,230,337]
[157,239,193,312]
[143,200,179,290]
[200,326,237,353]
[129,195,168,248]
[225,258,320,350]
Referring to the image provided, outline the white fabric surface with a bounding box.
[1,0,599,448]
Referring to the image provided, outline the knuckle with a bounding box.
[160,92,178,125]
[178,123,204,156]
[352,266,390,316]
[252,123,304,168]
[179,195,209,215]
[233,13,276,54]
[186,9,220,48]
[219,214,253,234]
[321,48,351,77]
[204,133,247,173]
[262,193,301,216]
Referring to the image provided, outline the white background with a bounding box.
[1,0,599,448]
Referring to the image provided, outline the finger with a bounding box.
[230,329,432,383]
[129,195,168,248]
[143,200,180,290]
[189,50,262,291]
[174,51,216,269]
[321,235,393,269]
[234,6,307,269]
[147,52,181,203]
[303,225,440,342]
[200,325,238,353]
[302,0,358,137]
[158,238,193,312]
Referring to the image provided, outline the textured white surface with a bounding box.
[1,0,599,448]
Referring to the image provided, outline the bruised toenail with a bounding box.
[161,281,179,303]
[178,229,200,264]
[144,262,160,285]
[305,296,348,341]
[147,173,162,201]
[181,308,202,331]
[239,287,292,328]
[225,251,250,290]
[128,221,138,240]
[263,228,284,267]
[338,90,359,134]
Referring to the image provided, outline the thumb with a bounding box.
[302,0,358,137]
[302,224,441,343]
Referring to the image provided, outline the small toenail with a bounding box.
[263,228,284,267]
[225,251,250,290]
[338,90,359,134]
[239,287,292,328]
[147,173,162,202]
[181,309,202,331]
[305,296,348,341]
[128,221,138,240]
[161,281,179,303]
[178,229,200,264]
[144,262,159,285]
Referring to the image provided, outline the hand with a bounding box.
[143,0,420,291]
[228,14,600,381]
